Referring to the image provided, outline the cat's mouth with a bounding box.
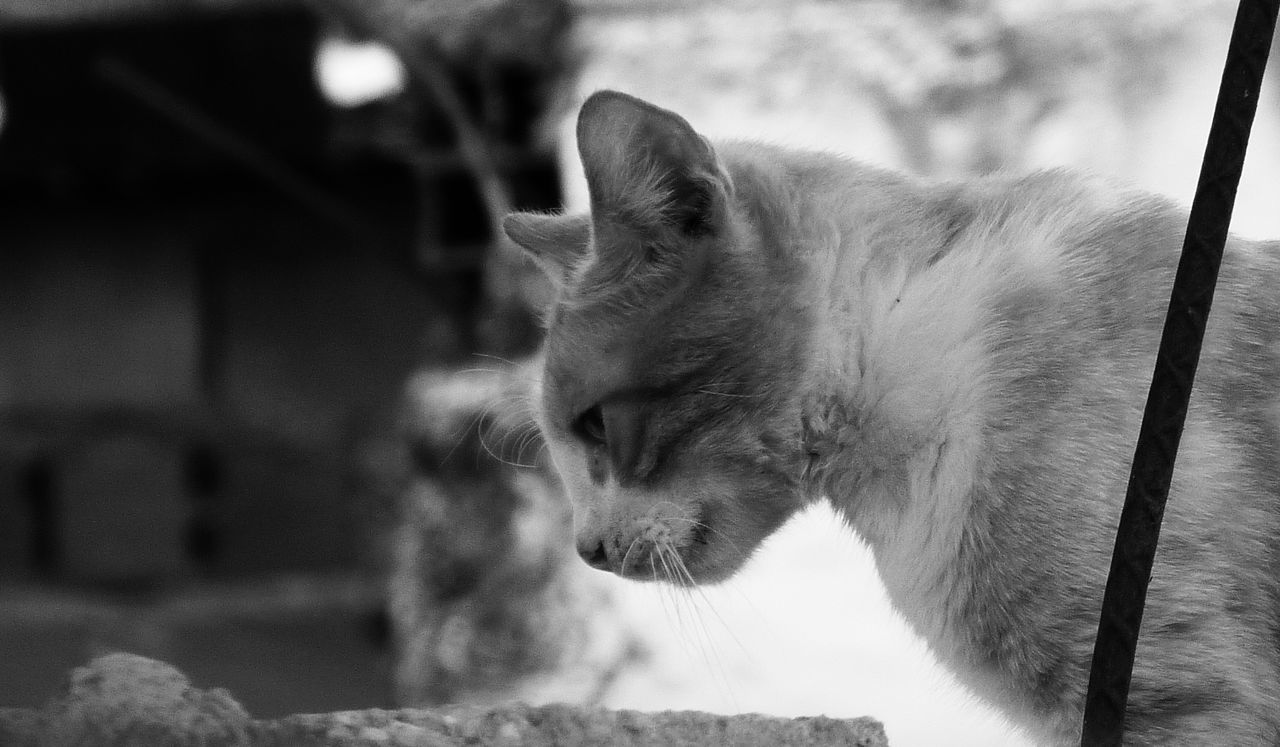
[687,516,713,549]
[604,503,735,585]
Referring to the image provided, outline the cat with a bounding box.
[502,90,1280,745]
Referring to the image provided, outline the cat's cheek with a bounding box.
[683,486,803,582]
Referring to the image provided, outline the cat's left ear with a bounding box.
[576,91,731,238]
[502,212,591,287]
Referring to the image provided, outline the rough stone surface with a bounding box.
[18,652,251,746]
[258,704,888,746]
[0,706,41,747]
[0,654,888,746]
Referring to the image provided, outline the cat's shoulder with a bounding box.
[712,142,1174,242]
[953,168,1175,231]
[714,140,914,193]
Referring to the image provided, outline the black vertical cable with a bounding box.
[1081,1,1279,744]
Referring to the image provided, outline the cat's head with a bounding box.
[503,91,809,584]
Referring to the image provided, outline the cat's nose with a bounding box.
[577,540,611,571]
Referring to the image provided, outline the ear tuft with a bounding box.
[576,91,728,238]
[502,212,591,286]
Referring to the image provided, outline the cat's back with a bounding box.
[714,143,1280,452]
[925,168,1280,382]
[944,168,1280,499]
[904,170,1280,742]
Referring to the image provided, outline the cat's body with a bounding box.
[504,91,1280,744]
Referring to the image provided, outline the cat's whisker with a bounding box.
[660,554,711,674]
[680,569,754,663]
[453,367,506,377]
[434,403,493,469]
[693,521,747,557]
[651,529,757,674]
[470,352,522,368]
[665,544,694,592]
[694,389,764,399]
[656,547,692,629]
[658,543,739,708]
[470,399,548,470]
[655,555,686,636]
[649,509,749,558]
[511,432,536,467]
[620,536,643,578]
[514,423,547,463]
[475,421,525,469]
[655,541,677,586]
[691,378,748,388]
[492,426,532,469]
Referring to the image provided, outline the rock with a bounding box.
[34,652,251,746]
[0,654,888,746]
[259,704,888,746]
[0,706,41,747]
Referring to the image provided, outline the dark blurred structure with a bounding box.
[0,0,573,714]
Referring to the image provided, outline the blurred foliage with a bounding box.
[572,0,1236,175]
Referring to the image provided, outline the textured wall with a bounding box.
[0,653,889,746]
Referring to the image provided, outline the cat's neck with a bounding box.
[728,146,988,645]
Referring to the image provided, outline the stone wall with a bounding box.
[0,654,888,746]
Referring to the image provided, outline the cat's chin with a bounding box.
[610,541,747,586]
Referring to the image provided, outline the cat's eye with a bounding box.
[574,404,607,446]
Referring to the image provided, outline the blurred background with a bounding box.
[0,1,1277,745]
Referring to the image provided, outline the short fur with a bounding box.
[504,90,1280,744]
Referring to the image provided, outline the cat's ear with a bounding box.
[576,91,729,238]
[502,212,591,286]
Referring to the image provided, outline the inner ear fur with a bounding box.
[576,90,730,238]
[502,212,591,285]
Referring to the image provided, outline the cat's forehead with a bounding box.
[541,290,697,418]
[541,304,637,411]
[539,226,727,418]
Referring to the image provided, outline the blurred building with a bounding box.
[0,0,568,586]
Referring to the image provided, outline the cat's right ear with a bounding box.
[576,90,729,239]
[502,212,591,287]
